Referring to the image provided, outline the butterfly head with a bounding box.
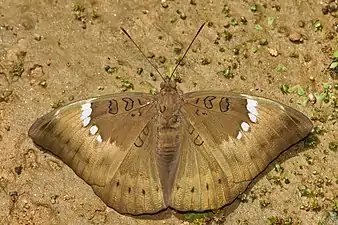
[160,77,177,94]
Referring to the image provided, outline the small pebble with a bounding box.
[240,16,247,24]
[4,125,10,131]
[38,80,47,88]
[158,56,166,64]
[304,54,312,62]
[322,6,329,15]
[190,0,196,5]
[268,48,278,57]
[207,21,213,27]
[180,13,187,20]
[259,39,268,45]
[15,166,22,175]
[147,52,155,58]
[161,1,168,8]
[325,31,335,40]
[308,93,316,104]
[33,34,41,41]
[173,47,182,55]
[200,57,211,65]
[289,32,302,43]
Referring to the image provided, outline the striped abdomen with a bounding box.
[156,125,181,204]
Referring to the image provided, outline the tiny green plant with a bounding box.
[275,64,288,72]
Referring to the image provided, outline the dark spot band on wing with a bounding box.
[219,97,230,112]
[108,99,118,114]
[137,98,143,105]
[203,96,216,109]
[194,134,204,146]
[134,136,144,147]
[122,97,134,111]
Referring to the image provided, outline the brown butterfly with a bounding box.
[28,24,313,215]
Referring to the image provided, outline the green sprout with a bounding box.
[314,83,335,104]
[328,141,338,152]
[275,64,288,72]
[149,88,157,95]
[104,65,117,74]
[280,84,290,94]
[137,67,144,75]
[313,20,323,31]
[121,80,134,91]
[249,4,258,12]
[255,24,263,31]
[267,17,275,26]
[184,212,210,224]
[223,30,233,41]
[298,186,314,197]
[218,67,234,79]
[251,46,258,53]
[230,18,238,26]
[304,133,320,148]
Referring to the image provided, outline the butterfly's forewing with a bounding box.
[169,91,312,211]
[29,93,167,214]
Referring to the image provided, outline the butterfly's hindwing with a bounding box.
[91,116,166,214]
[169,117,235,211]
[168,91,312,211]
[29,93,167,214]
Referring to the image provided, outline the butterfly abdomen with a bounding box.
[156,125,181,203]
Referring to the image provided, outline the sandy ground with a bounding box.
[0,0,337,224]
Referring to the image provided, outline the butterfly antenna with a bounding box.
[120,27,166,82]
[169,23,206,80]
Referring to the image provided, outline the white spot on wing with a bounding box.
[244,98,258,123]
[89,125,98,135]
[81,102,91,110]
[248,113,257,123]
[246,99,258,115]
[80,108,92,120]
[241,122,250,132]
[236,131,242,140]
[80,102,93,126]
[82,117,91,127]
[96,134,102,143]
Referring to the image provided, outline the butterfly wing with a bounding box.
[29,93,166,215]
[169,91,312,211]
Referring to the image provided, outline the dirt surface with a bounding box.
[0,0,337,224]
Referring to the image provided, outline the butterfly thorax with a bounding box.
[156,80,183,203]
[157,80,183,122]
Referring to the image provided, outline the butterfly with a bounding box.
[28,24,313,215]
